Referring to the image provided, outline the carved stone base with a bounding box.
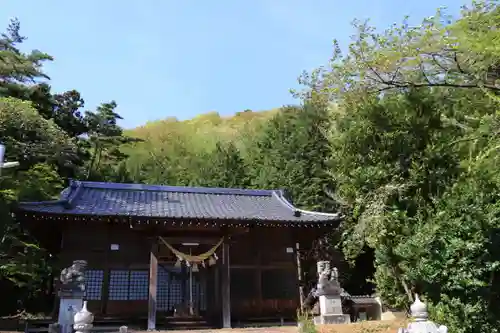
[58,298,83,333]
[58,290,85,298]
[319,295,342,315]
[73,323,93,333]
[313,314,351,325]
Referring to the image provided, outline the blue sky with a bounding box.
[3,0,466,128]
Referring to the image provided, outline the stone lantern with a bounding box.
[398,295,447,333]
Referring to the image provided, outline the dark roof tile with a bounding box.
[18,180,342,224]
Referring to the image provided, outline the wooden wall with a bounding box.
[60,223,150,316]
[59,221,322,320]
[230,228,300,319]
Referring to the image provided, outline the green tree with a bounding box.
[248,103,334,211]
[0,19,91,179]
[0,97,78,171]
[0,18,53,97]
[0,163,62,312]
[196,141,249,188]
[294,2,500,331]
[84,101,139,181]
[52,90,87,137]
[294,1,500,106]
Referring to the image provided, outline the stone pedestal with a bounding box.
[313,295,350,325]
[73,301,94,333]
[57,291,84,333]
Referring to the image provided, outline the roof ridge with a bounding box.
[17,200,67,206]
[70,180,276,196]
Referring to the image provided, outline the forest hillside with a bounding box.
[125,108,278,153]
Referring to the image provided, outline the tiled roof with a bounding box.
[350,296,379,305]
[17,180,341,224]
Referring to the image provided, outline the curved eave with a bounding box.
[16,209,342,228]
[272,190,343,220]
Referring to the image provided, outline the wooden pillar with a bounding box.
[295,242,304,308]
[221,236,231,328]
[214,263,220,315]
[181,264,188,304]
[101,225,111,315]
[148,240,158,331]
[256,238,263,316]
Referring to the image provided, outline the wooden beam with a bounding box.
[159,236,222,245]
[147,240,158,331]
[221,236,231,328]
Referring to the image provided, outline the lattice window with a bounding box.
[197,275,207,311]
[109,270,130,300]
[129,270,149,300]
[170,274,183,310]
[156,266,207,312]
[157,265,183,311]
[190,275,206,311]
[84,270,104,300]
[157,266,170,311]
[108,270,149,301]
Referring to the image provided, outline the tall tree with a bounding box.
[0,18,52,95]
[248,103,334,211]
[52,90,87,137]
[196,141,249,188]
[84,101,139,181]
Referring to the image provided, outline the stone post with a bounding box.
[374,296,383,320]
[398,295,448,333]
[313,261,350,325]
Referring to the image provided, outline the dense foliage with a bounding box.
[0,2,499,332]
[295,2,500,332]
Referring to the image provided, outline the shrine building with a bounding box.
[16,180,342,329]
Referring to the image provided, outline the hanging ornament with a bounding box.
[213,252,218,260]
[185,261,191,267]
[192,263,199,272]
[208,256,216,266]
[174,256,182,268]
[201,261,206,268]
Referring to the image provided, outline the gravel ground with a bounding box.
[131,320,403,332]
[0,320,404,333]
